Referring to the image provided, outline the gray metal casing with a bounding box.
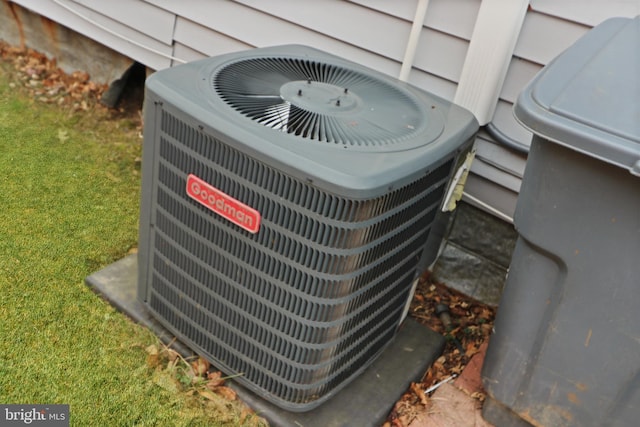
[137,45,477,411]
[482,17,640,427]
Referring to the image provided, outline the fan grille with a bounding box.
[213,57,426,146]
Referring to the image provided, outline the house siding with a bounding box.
[3,0,638,220]
[10,0,175,69]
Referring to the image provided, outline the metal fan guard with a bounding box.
[212,56,431,148]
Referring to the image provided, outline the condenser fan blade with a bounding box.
[216,66,289,96]
[257,102,292,130]
[213,56,427,147]
[222,94,285,120]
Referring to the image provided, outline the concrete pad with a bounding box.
[86,255,445,427]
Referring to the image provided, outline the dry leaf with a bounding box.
[145,344,159,355]
[410,382,428,406]
[198,389,220,402]
[145,344,160,368]
[57,129,69,143]
[470,391,486,402]
[192,357,210,377]
[465,342,479,357]
[165,349,179,362]
[215,386,237,401]
[206,371,225,389]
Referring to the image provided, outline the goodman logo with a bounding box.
[186,174,261,234]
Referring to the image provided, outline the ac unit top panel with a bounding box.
[145,45,478,198]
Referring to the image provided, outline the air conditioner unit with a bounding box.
[137,45,477,412]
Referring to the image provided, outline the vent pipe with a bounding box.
[399,0,430,82]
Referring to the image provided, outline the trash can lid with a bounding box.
[514,16,640,176]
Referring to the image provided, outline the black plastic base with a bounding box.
[86,255,444,427]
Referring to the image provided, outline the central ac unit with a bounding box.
[137,45,477,411]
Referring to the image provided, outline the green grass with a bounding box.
[0,62,262,426]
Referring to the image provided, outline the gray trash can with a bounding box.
[482,16,640,427]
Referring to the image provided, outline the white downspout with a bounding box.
[454,0,529,124]
[399,0,430,82]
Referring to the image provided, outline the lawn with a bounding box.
[0,52,264,426]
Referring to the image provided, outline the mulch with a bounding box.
[384,271,495,427]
